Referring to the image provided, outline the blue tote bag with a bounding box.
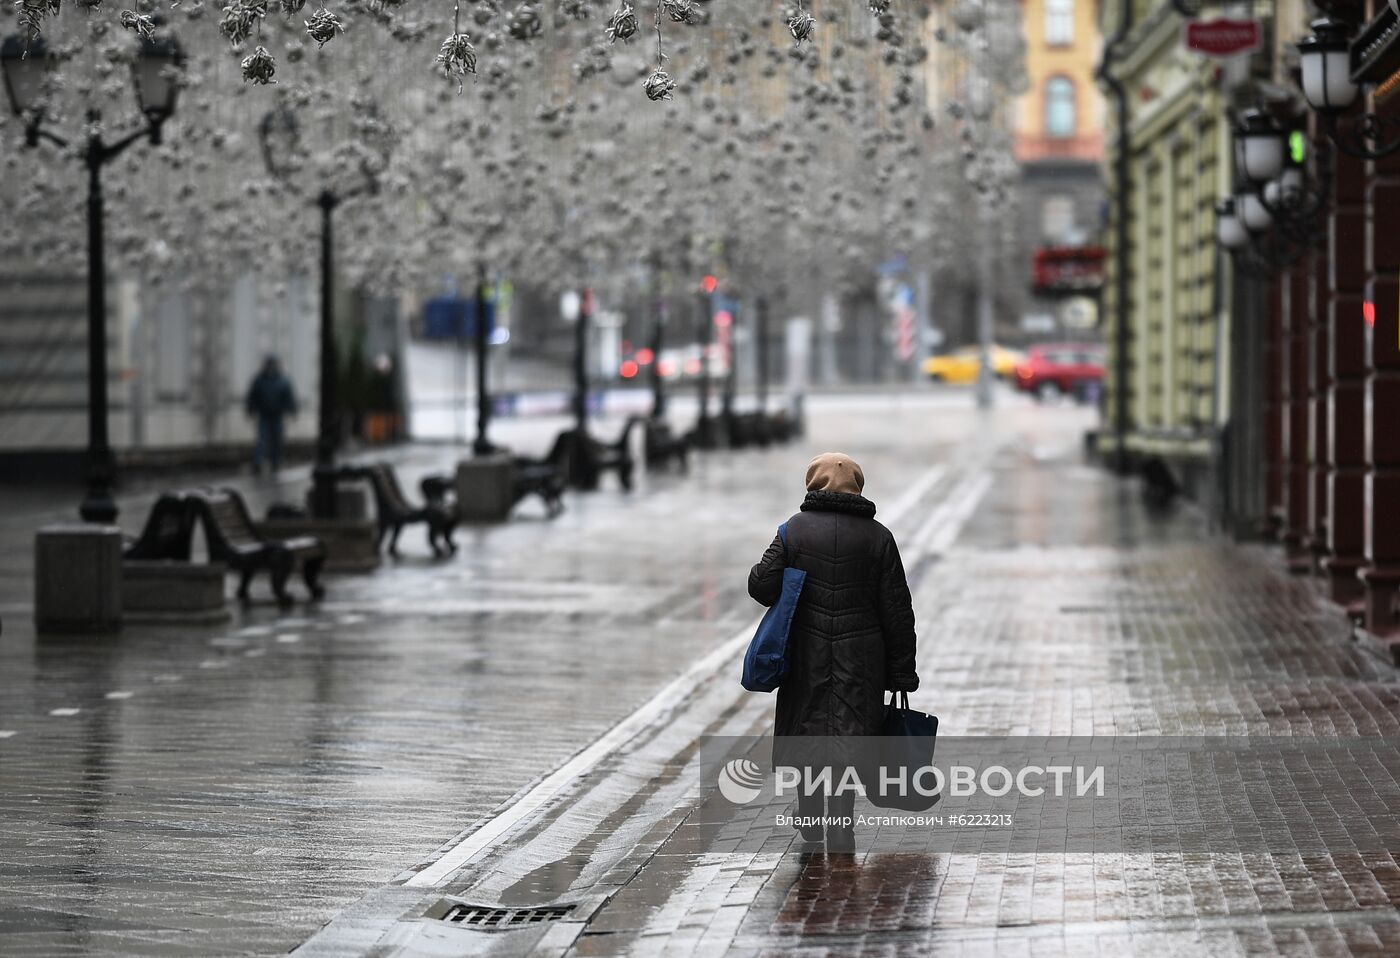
[742,523,806,693]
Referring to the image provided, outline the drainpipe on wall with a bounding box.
[1096,0,1135,474]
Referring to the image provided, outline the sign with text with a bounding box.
[1032,246,1105,295]
[1184,18,1262,58]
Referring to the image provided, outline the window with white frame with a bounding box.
[1045,0,1074,46]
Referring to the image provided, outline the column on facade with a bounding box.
[1306,120,1333,567]
[1284,265,1312,567]
[1188,115,1219,439]
[1141,153,1164,439]
[1359,139,1400,639]
[1323,144,1368,606]
[1263,275,1286,536]
[1308,241,1332,568]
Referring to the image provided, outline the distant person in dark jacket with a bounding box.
[748,453,918,851]
[245,356,297,475]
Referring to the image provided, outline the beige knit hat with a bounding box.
[805,452,865,496]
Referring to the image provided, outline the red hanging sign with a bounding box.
[1183,18,1262,58]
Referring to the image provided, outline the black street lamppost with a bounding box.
[258,105,387,519]
[650,298,668,419]
[695,273,717,449]
[754,294,770,415]
[2,31,184,523]
[648,254,667,419]
[472,261,495,456]
[571,287,594,437]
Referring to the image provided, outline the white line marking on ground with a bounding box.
[48,708,80,717]
[404,455,981,888]
[277,634,301,644]
[105,691,134,700]
[912,471,994,557]
[882,465,946,524]
[0,731,16,738]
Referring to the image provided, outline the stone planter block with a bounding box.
[122,561,230,624]
[257,517,379,573]
[456,455,515,522]
[34,524,123,634]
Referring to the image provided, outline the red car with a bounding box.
[1014,344,1105,401]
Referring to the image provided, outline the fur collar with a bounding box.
[801,490,877,518]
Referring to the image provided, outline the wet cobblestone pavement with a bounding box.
[4,394,1398,956]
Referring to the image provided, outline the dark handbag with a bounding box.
[741,523,806,692]
[862,692,940,811]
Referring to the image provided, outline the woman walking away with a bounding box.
[748,452,919,852]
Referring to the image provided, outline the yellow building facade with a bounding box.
[1015,0,1106,165]
[1098,2,1234,482]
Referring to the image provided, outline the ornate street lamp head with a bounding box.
[1263,164,1307,210]
[1237,191,1273,234]
[1236,109,1287,186]
[1,33,55,130]
[1296,18,1359,115]
[1215,198,1249,251]
[132,31,184,134]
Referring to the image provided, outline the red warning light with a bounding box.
[1364,301,1376,328]
[620,360,639,379]
[635,348,655,365]
[714,310,733,329]
[701,275,718,294]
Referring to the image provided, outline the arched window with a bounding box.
[1045,0,1074,46]
[1045,76,1076,138]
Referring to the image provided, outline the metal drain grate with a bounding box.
[441,904,575,929]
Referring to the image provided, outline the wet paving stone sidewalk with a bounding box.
[552,432,1400,957]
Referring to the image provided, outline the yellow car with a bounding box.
[922,345,1025,384]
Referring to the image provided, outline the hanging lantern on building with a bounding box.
[1235,109,1286,186]
[1236,191,1273,233]
[1296,18,1359,114]
[1215,198,1248,251]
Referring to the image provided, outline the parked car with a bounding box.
[922,345,1025,384]
[1014,344,1105,401]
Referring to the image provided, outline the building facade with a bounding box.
[1097,0,1231,498]
[1013,0,1107,340]
[1098,0,1400,656]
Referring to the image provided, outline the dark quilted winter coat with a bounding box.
[748,490,918,740]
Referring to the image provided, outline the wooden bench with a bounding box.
[547,422,637,492]
[190,488,326,606]
[354,463,458,557]
[725,411,776,449]
[513,438,568,516]
[425,449,564,520]
[122,492,197,561]
[638,416,689,472]
[120,492,229,621]
[598,418,638,490]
